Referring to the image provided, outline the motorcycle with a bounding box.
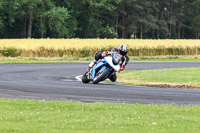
[82,52,121,84]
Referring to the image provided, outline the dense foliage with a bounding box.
[0,0,199,39]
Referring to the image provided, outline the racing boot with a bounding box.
[89,59,96,68]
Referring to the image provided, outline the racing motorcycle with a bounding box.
[82,52,121,84]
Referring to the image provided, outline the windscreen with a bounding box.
[112,52,122,65]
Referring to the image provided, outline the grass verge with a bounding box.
[131,55,200,62]
[118,68,200,89]
[0,57,92,64]
[0,55,200,63]
[0,99,200,133]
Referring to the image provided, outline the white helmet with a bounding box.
[119,44,128,56]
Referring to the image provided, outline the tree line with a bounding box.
[0,0,200,39]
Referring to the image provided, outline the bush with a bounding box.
[0,48,22,57]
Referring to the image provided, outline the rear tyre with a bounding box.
[93,68,110,84]
[82,72,90,83]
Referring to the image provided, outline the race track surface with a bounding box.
[0,62,200,105]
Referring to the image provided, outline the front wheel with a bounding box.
[93,68,110,84]
[82,72,90,83]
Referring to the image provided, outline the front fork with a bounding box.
[88,66,113,81]
[87,68,93,80]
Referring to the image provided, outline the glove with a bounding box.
[120,65,125,71]
[102,51,108,57]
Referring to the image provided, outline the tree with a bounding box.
[189,0,200,39]
[71,0,120,38]
[0,0,23,38]
[45,7,70,38]
[0,0,4,35]
[0,0,199,39]
[115,0,157,39]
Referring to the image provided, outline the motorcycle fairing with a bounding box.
[104,56,120,72]
[92,60,111,80]
[92,60,104,80]
[91,53,121,81]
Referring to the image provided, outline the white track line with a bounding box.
[75,75,82,81]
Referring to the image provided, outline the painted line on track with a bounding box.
[75,75,82,81]
[74,75,137,87]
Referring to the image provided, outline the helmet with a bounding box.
[118,44,128,56]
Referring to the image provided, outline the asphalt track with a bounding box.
[0,62,200,105]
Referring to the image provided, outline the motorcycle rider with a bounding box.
[89,44,129,82]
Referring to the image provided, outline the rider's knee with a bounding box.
[109,74,117,82]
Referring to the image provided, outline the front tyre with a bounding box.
[93,68,110,84]
[82,72,90,83]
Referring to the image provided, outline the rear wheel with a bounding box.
[93,68,110,84]
[82,72,90,83]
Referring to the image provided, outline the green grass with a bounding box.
[0,56,200,63]
[0,59,90,64]
[0,57,92,64]
[0,99,200,133]
[118,68,200,88]
[132,58,200,62]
